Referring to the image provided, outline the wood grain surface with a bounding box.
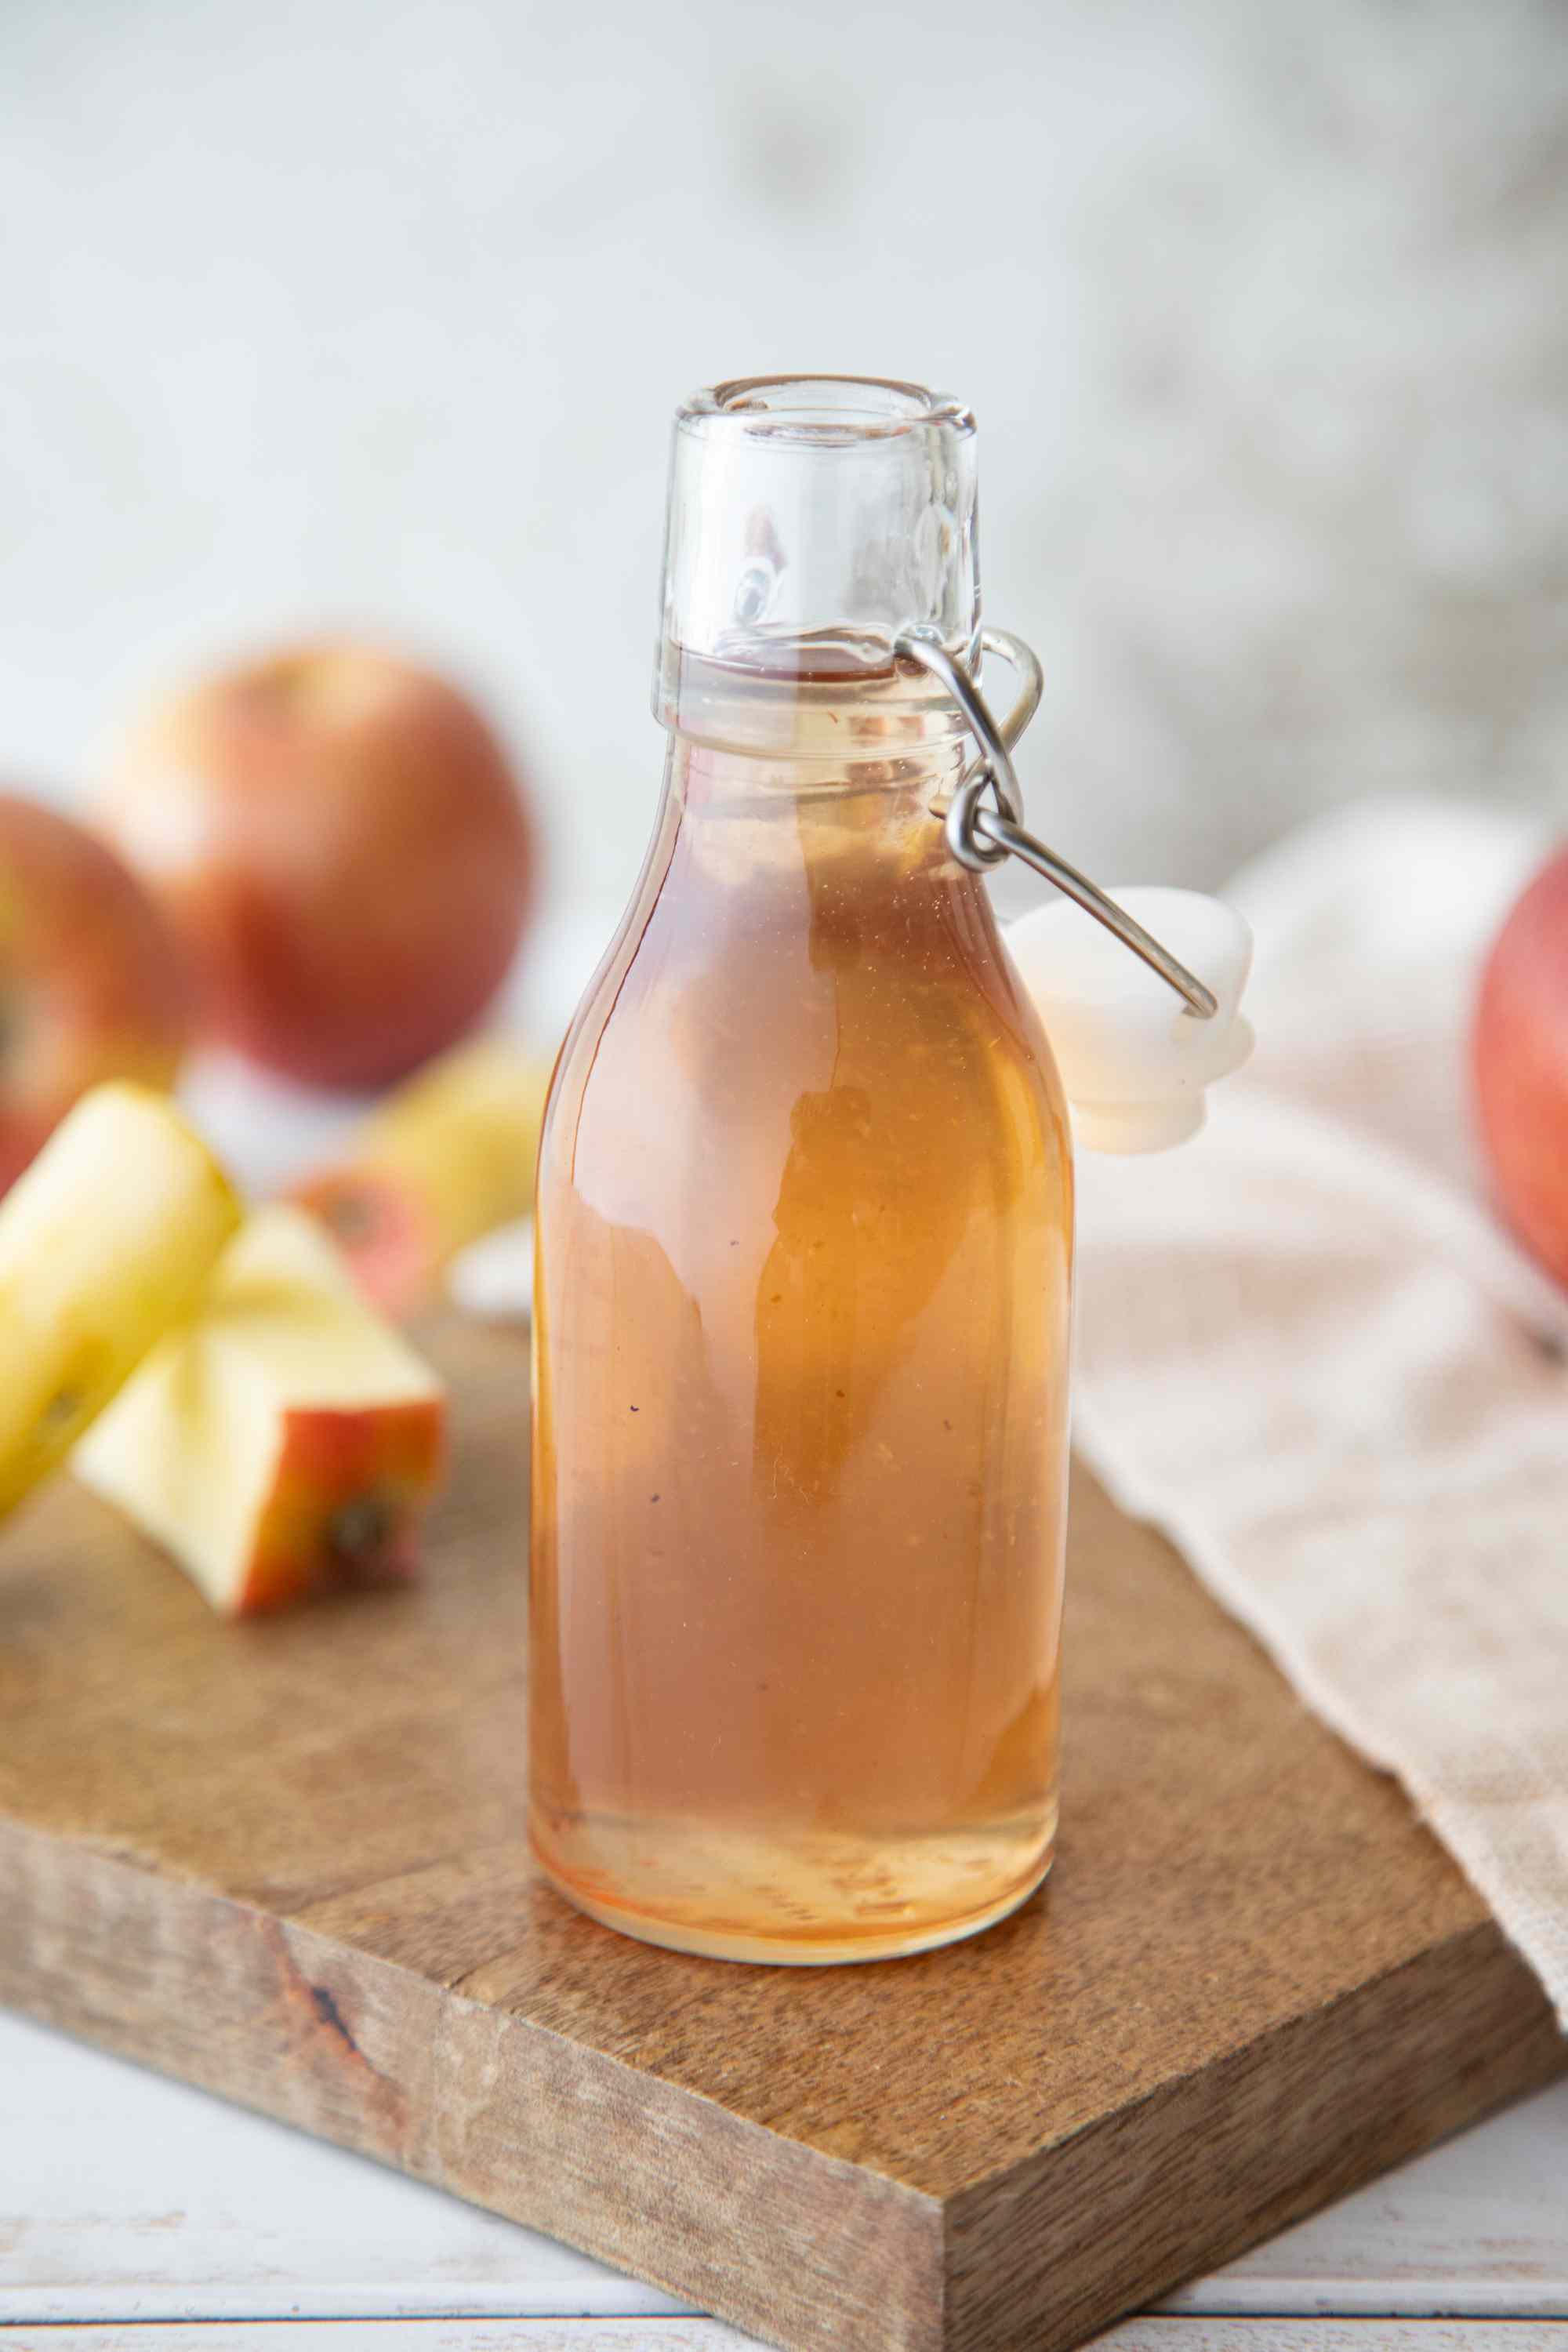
[0,1317,1560,2352]
[7,2005,1563,2330]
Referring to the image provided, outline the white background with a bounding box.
[5,0,1568,1032]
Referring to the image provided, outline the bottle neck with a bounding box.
[658,646,971,765]
[672,729,967,806]
[633,677,1014,1018]
[657,714,981,916]
[655,657,992,902]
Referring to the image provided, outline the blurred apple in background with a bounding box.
[289,1035,550,1317]
[1473,844,1568,1290]
[96,641,536,1091]
[0,793,192,1192]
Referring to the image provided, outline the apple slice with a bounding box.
[289,1036,550,1317]
[74,1205,447,1615]
[0,1082,241,1519]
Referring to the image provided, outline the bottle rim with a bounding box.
[677,376,975,445]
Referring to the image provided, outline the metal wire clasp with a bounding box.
[895,626,1218,1021]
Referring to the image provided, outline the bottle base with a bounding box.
[531,1816,1054,1965]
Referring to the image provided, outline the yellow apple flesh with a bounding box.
[74,1204,446,1614]
[0,1083,241,1519]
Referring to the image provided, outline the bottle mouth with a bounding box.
[679,376,975,447]
[659,372,983,742]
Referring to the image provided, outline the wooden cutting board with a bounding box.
[0,1316,1559,2352]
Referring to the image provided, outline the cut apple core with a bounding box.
[328,1491,395,1565]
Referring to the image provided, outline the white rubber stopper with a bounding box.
[1006,887,1254,1153]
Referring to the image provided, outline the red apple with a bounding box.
[96,642,537,1091]
[1473,844,1568,1287]
[0,794,191,1192]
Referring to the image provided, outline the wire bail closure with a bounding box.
[895,626,1218,1021]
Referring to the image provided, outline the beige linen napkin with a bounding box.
[1072,796,1568,2027]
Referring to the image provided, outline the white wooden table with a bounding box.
[2,2008,1563,2352]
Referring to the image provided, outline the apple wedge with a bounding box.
[289,1036,550,1316]
[74,1205,447,1615]
[0,1082,241,1520]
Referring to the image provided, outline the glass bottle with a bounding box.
[529,377,1074,1963]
